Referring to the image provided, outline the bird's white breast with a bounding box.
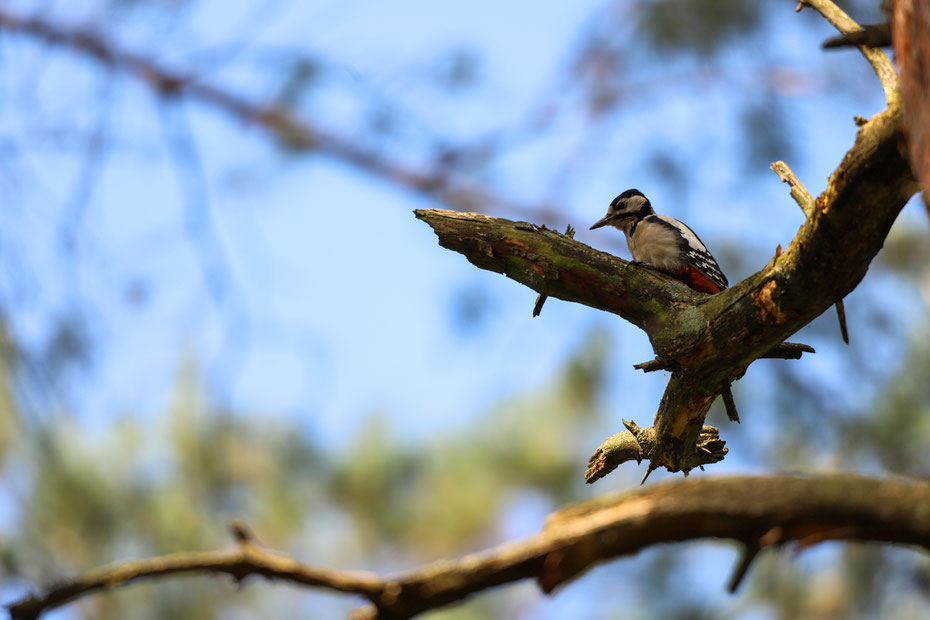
[626,218,686,271]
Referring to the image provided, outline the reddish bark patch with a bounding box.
[752,280,786,324]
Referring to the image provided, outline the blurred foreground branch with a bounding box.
[9,475,930,620]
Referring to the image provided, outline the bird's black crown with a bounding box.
[610,188,646,209]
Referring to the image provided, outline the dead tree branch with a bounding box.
[418,101,917,478]
[413,212,704,331]
[9,475,930,620]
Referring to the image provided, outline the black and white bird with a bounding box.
[590,189,728,294]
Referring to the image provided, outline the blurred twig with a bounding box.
[0,10,561,223]
[159,100,253,386]
[9,475,930,619]
[797,0,899,105]
[59,73,117,256]
[159,102,232,306]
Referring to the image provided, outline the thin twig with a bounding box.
[727,543,760,593]
[721,385,740,423]
[533,225,575,317]
[532,294,547,317]
[834,298,850,343]
[632,358,667,372]
[770,159,850,344]
[770,161,816,217]
[761,342,816,359]
[227,520,257,545]
[633,341,815,373]
[796,0,899,105]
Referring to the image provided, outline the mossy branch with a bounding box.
[412,212,704,338]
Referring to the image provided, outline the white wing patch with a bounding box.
[655,215,707,252]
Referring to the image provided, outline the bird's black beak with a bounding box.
[589,213,615,230]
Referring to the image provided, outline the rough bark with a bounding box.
[894,0,930,192]
[412,213,704,340]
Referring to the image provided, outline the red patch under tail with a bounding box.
[671,264,725,294]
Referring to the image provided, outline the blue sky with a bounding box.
[4,0,922,457]
[2,1,929,615]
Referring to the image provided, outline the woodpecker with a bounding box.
[591,189,740,424]
[590,189,728,294]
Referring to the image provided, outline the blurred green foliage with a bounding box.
[4,302,930,618]
[0,331,612,617]
[638,0,762,56]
